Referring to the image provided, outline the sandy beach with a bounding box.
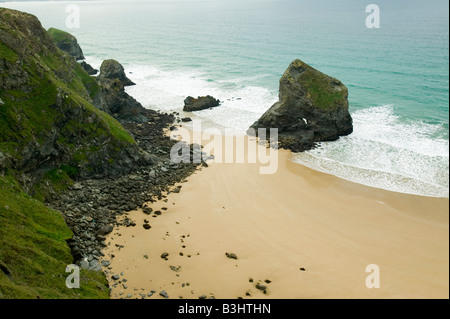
[102,133,449,299]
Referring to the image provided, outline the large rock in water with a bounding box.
[97,59,135,86]
[248,59,353,152]
[183,95,220,112]
[47,27,85,60]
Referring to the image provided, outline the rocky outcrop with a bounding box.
[248,59,353,152]
[93,60,147,123]
[183,95,220,112]
[96,59,135,86]
[0,9,148,186]
[0,8,203,299]
[80,61,98,75]
[47,27,85,60]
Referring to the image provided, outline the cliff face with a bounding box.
[248,59,353,152]
[47,27,85,61]
[0,8,117,298]
[93,59,148,123]
[0,9,148,188]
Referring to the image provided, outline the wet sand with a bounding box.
[102,134,449,299]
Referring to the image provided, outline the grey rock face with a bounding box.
[93,59,148,123]
[48,28,85,60]
[248,59,353,152]
[80,61,98,75]
[97,59,135,86]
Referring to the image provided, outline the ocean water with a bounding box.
[1,0,449,197]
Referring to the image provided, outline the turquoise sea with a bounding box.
[1,0,449,197]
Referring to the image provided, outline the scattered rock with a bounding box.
[181,117,192,122]
[143,223,151,230]
[170,265,181,272]
[225,252,238,260]
[80,260,89,269]
[99,224,114,235]
[159,290,169,299]
[161,252,169,260]
[255,283,267,294]
[300,267,306,271]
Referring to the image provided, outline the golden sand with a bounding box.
[102,133,449,299]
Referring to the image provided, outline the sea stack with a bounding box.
[97,59,135,86]
[248,59,353,152]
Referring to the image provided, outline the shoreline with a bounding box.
[101,133,449,299]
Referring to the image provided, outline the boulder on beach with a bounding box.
[183,95,220,112]
[247,59,353,152]
[47,27,85,60]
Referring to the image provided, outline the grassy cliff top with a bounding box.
[47,27,76,44]
[281,59,348,111]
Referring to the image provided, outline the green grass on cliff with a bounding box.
[0,8,140,299]
[47,28,74,45]
[0,42,17,62]
[284,59,347,111]
[0,174,109,299]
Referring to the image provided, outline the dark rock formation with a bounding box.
[183,95,220,112]
[97,59,135,86]
[248,59,353,152]
[80,61,98,75]
[47,27,85,60]
[0,10,151,188]
[93,60,147,123]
